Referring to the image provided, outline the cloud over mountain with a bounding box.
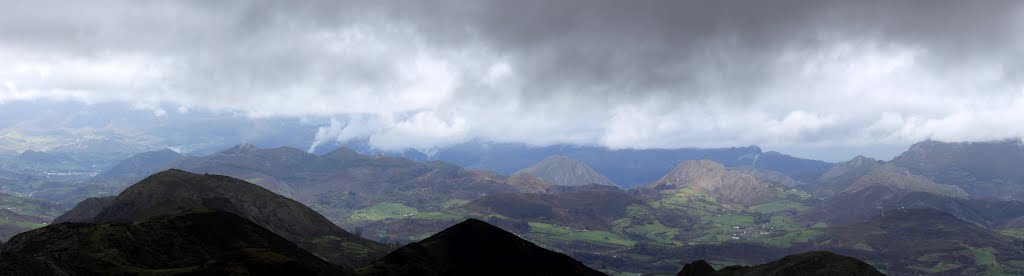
[2,0,1023,159]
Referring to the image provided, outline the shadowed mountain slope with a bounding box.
[55,169,389,267]
[359,218,605,276]
[804,185,1024,227]
[51,196,114,224]
[823,208,1024,274]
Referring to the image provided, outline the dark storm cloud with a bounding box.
[1,0,1022,160]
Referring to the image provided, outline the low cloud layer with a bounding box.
[2,0,1023,160]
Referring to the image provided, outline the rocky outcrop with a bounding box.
[653,160,780,205]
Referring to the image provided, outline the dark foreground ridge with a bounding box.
[678,251,884,276]
[359,218,606,276]
[1,209,350,275]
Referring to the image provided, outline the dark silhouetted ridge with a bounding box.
[678,251,883,276]
[677,260,715,276]
[56,169,389,267]
[359,218,605,276]
[1,209,350,275]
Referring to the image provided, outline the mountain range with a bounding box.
[4,138,1024,274]
[0,171,885,275]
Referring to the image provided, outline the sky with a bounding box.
[2,0,1023,162]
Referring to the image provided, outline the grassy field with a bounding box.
[527,221,636,247]
[348,202,419,222]
[914,262,962,273]
[1000,228,1024,239]
[0,218,47,229]
[410,211,464,221]
[749,200,810,214]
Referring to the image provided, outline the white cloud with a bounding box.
[1,0,1023,161]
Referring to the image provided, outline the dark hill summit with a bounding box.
[14,150,67,164]
[359,218,606,276]
[56,169,389,267]
[515,155,619,187]
[677,251,884,276]
[51,196,115,224]
[1,209,350,275]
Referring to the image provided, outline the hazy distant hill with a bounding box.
[808,155,885,197]
[515,155,618,187]
[90,148,184,182]
[57,170,389,267]
[804,185,1024,227]
[843,163,968,198]
[359,218,605,276]
[165,145,534,228]
[892,139,1024,200]
[424,143,833,188]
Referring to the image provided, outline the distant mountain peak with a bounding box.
[515,155,618,187]
[219,144,260,154]
[748,145,763,153]
[849,155,875,163]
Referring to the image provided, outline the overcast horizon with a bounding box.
[2,1,1023,162]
